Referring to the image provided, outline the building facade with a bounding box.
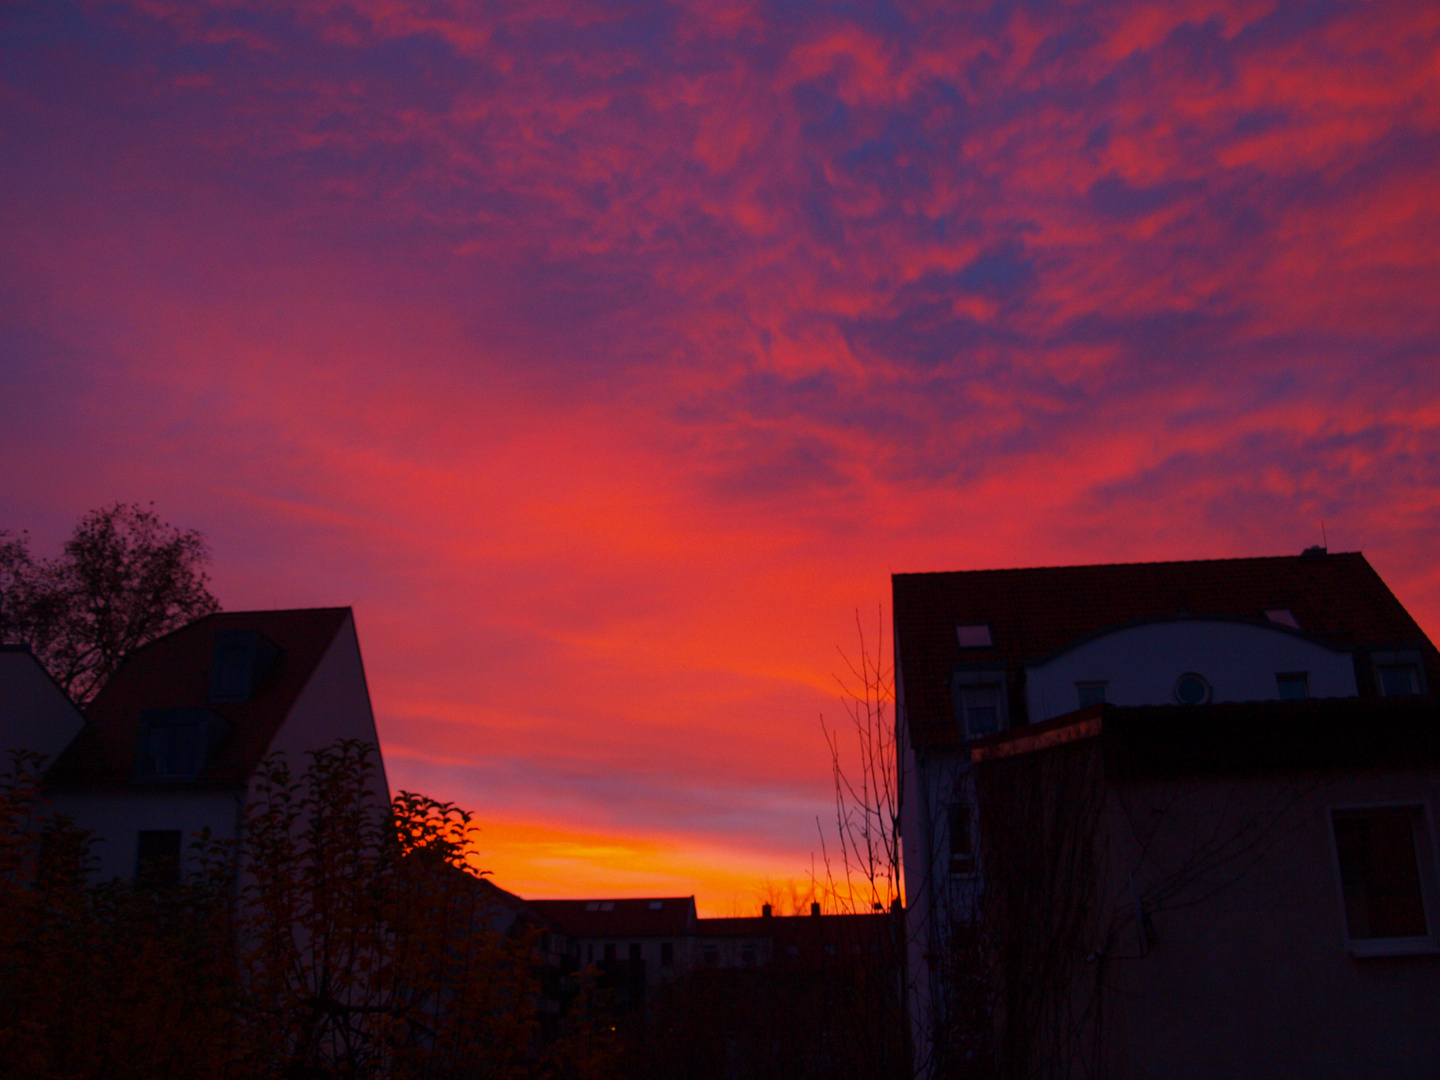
[893,550,1440,1077]
[40,607,390,884]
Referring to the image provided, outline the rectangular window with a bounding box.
[604,943,616,962]
[660,941,673,968]
[1276,672,1309,700]
[136,830,182,888]
[959,684,1001,739]
[948,803,975,876]
[628,942,641,962]
[1378,664,1421,697]
[1076,682,1107,709]
[1332,809,1431,946]
[703,944,718,965]
[741,944,755,966]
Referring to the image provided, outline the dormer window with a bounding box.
[1266,609,1299,628]
[1076,682,1107,709]
[956,624,993,648]
[1276,672,1309,700]
[208,629,281,704]
[1372,651,1426,697]
[136,707,227,780]
[1378,665,1421,697]
[953,671,1006,739]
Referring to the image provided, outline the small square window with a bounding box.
[1277,673,1309,700]
[1332,808,1433,948]
[647,899,663,910]
[1265,608,1299,628]
[585,901,600,911]
[599,900,615,911]
[957,624,993,648]
[1076,682,1107,709]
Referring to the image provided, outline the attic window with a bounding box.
[1373,651,1426,697]
[957,624,993,648]
[1266,609,1299,628]
[600,901,615,912]
[208,629,281,704]
[136,708,227,780]
[1277,673,1310,701]
[648,900,663,910]
[585,901,600,912]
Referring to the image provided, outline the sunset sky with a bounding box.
[2,0,1437,914]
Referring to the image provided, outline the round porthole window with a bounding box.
[1174,673,1211,705]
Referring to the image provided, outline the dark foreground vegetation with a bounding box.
[0,741,912,1080]
[0,742,617,1080]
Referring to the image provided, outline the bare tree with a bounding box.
[0,503,219,703]
[817,607,901,915]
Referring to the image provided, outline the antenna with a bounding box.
[1321,519,1328,550]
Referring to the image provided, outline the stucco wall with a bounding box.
[0,650,85,763]
[46,788,241,881]
[1026,620,1357,723]
[263,612,391,806]
[1104,768,1440,1080]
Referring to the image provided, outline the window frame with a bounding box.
[947,801,976,878]
[951,669,1008,741]
[1276,671,1310,701]
[1327,801,1440,958]
[1371,650,1428,698]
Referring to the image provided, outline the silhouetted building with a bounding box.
[894,549,1440,1078]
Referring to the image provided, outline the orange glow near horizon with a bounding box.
[2,0,1438,912]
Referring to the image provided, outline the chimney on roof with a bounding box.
[1302,545,1328,558]
[762,903,772,918]
[810,902,821,917]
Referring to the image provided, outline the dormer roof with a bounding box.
[894,552,1438,749]
[46,607,352,789]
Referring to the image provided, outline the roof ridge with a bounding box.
[894,551,1364,579]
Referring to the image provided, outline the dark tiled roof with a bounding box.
[894,552,1438,748]
[970,696,1440,779]
[527,897,697,938]
[700,912,891,941]
[47,608,351,789]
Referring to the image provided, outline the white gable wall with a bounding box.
[1026,620,1357,723]
[262,612,391,808]
[0,650,85,763]
[47,788,241,881]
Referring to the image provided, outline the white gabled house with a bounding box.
[39,607,390,884]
